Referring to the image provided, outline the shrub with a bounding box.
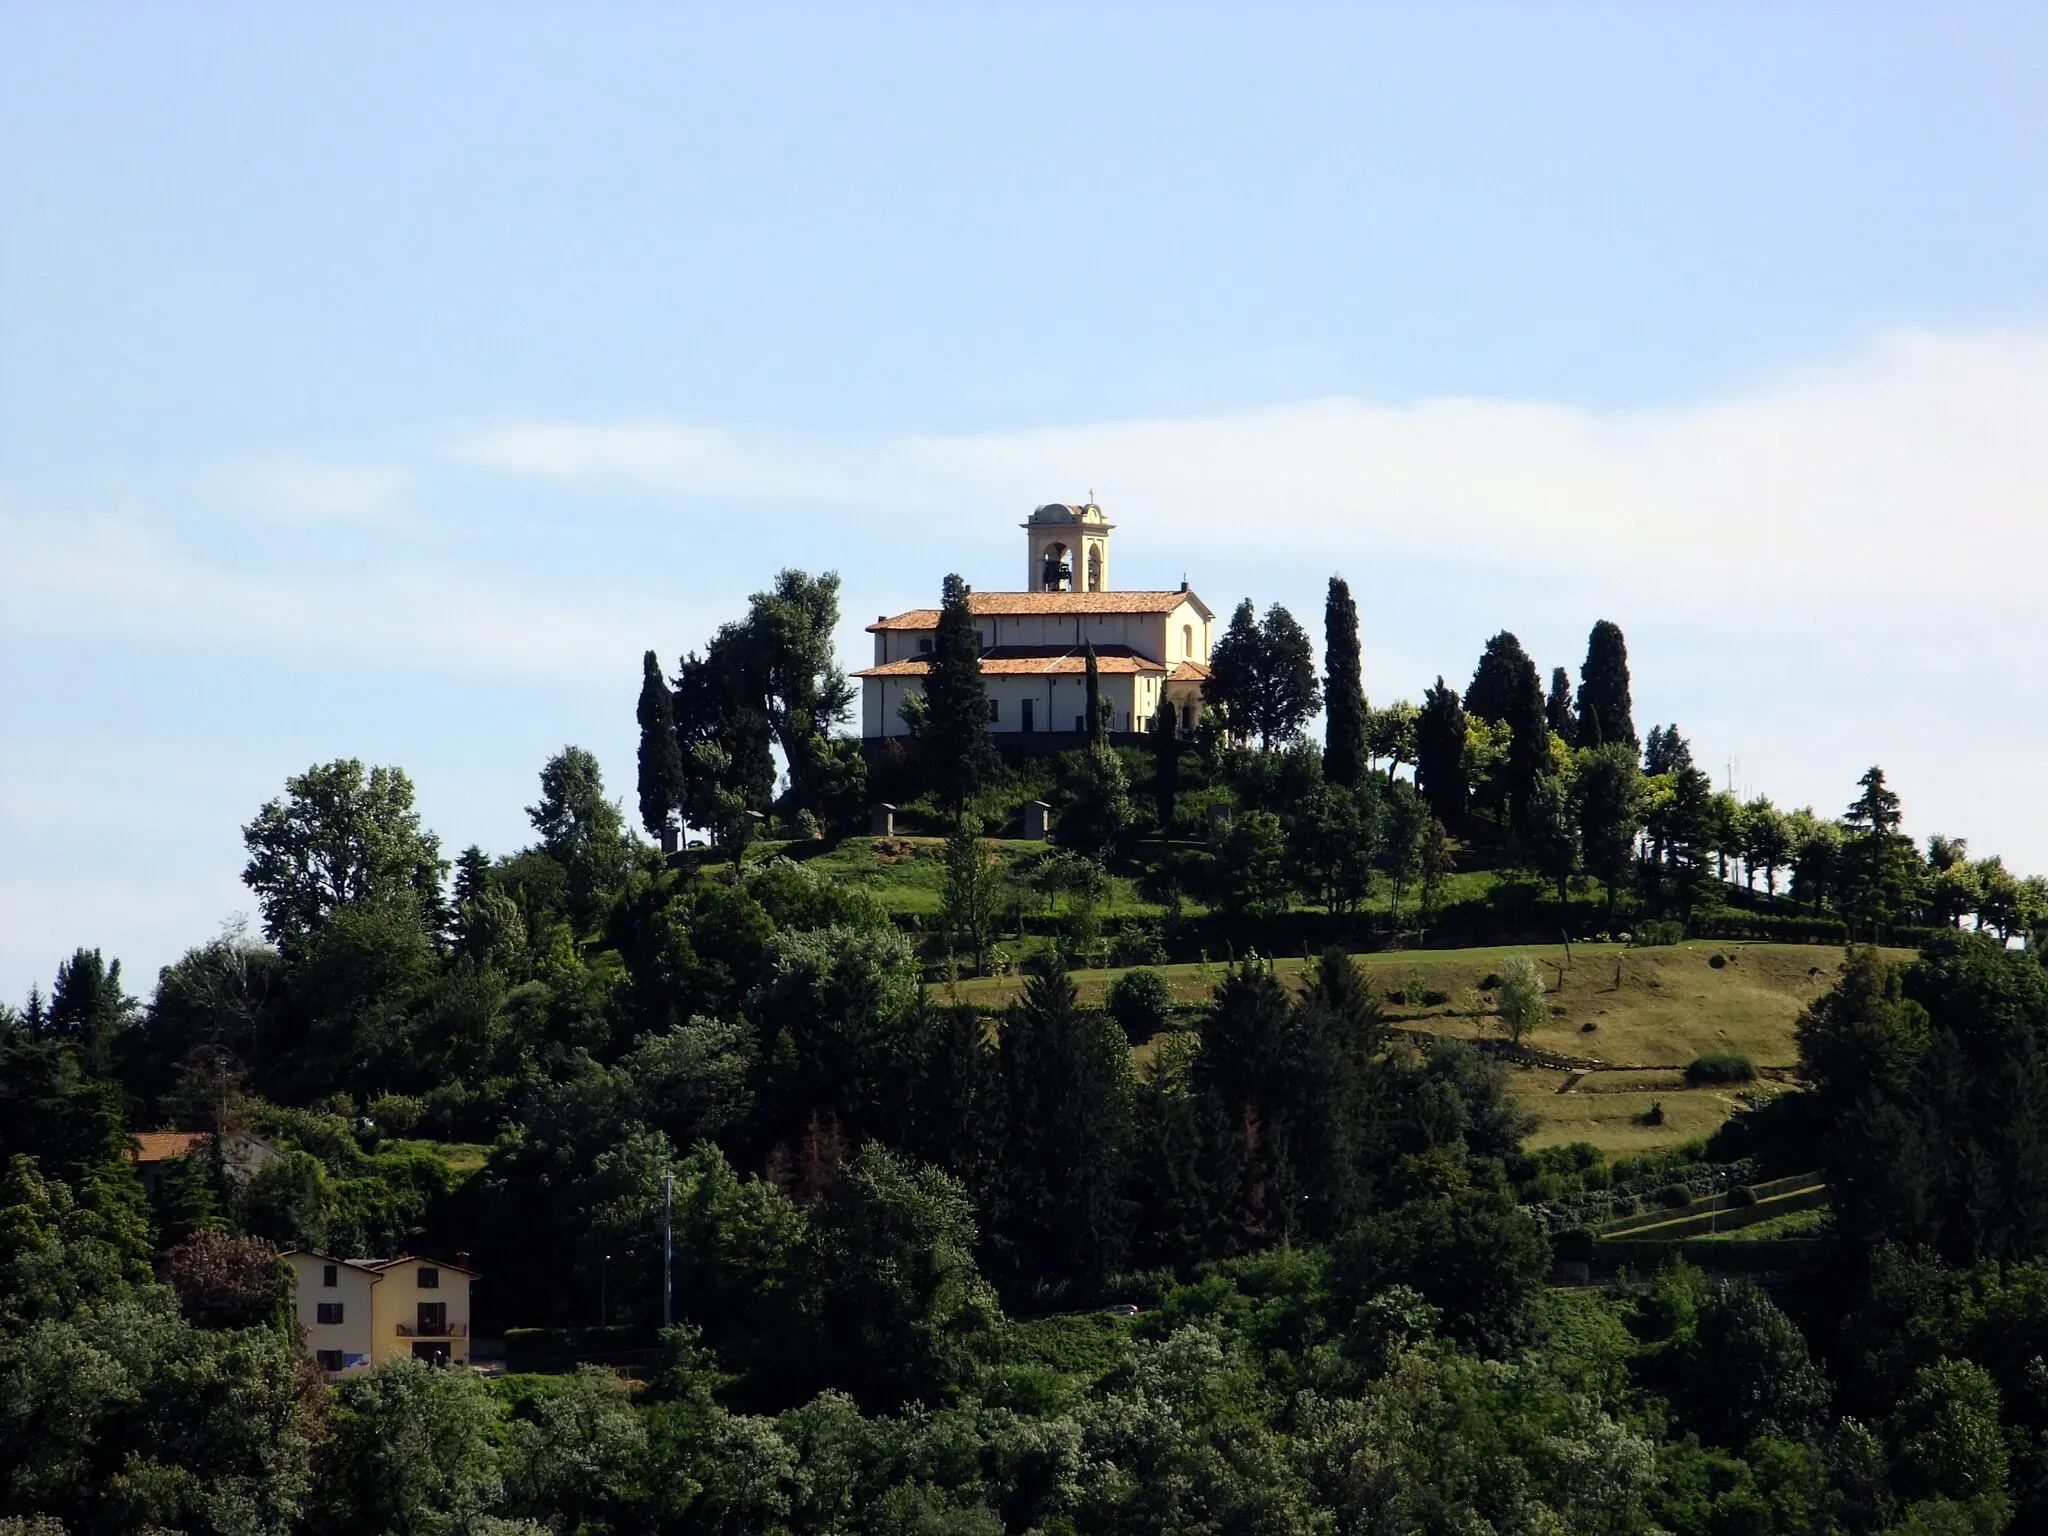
[1685,1054,1757,1086]
[1631,921,1685,948]
[1105,968,1175,1042]
[1656,1180,1690,1207]
[1707,952,1728,970]
[1727,1184,1759,1208]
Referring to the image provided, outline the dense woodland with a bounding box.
[4,566,2048,1535]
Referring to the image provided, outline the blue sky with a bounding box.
[3,3,2046,999]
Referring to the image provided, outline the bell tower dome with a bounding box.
[1023,501,1113,592]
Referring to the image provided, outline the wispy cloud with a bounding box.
[455,327,2048,621]
[231,459,416,527]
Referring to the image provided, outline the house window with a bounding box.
[316,1302,344,1325]
[417,1267,440,1289]
[1021,698,1034,732]
[316,1349,346,1372]
[417,1302,448,1336]
[1075,715,1086,733]
[918,637,932,654]
[322,1264,338,1288]
[988,698,999,722]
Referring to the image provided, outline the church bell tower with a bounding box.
[1023,502,1113,592]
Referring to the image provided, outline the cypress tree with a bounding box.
[922,574,998,816]
[1415,677,1470,827]
[1323,576,1368,786]
[1150,696,1180,833]
[1577,620,1638,751]
[1463,631,1531,723]
[636,650,687,845]
[1505,653,1550,833]
[1084,640,1106,747]
[1545,666,1576,745]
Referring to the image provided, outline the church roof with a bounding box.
[1168,660,1213,682]
[854,644,1169,679]
[867,589,1208,630]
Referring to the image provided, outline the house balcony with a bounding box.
[395,1321,467,1338]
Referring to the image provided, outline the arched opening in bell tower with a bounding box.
[1040,542,1072,591]
[1086,545,1103,591]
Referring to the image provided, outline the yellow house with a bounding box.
[281,1250,477,1374]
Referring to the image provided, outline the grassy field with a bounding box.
[937,940,1911,1157]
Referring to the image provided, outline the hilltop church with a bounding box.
[856,502,1214,747]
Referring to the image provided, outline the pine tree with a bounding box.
[1205,599,1262,744]
[1463,631,1532,724]
[1415,678,1469,827]
[636,650,687,846]
[921,574,997,816]
[1323,577,1368,786]
[1257,604,1322,749]
[995,969,1133,1291]
[1577,620,1638,751]
[1149,696,1180,833]
[1545,666,1576,745]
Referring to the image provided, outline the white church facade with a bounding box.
[855,503,1215,745]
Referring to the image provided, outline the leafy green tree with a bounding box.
[920,574,998,816]
[636,649,688,845]
[1493,955,1548,1045]
[796,1144,1000,1411]
[1415,678,1470,827]
[1840,765,1919,939]
[675,637,776,841]
[1419,817,1455,924]
[43,949,137,1077]
[1572,741,1638,921]
[1741,796,1792,895]
[501,1368,648,1534]
[1576,619,1638,751]
[1888,1357,2010,1519]
[939,817,1003,975]
[241,759,447,949]
[1204,599,1262,744]
[1288,782,1380,914]
[1328,1189,1550,1355]
[1367,699,1419,781]
[318,1360,507,1535]
[1463,630,1533,724]
[1788,810,1843,914]
[527,746,631,927]
[1323,576,1368,785]
[1060,746,1134,854]
[1217,808,1291,917]
[1527,773,1579,903]
[1106,968,1175,1042]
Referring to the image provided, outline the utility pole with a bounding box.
[662,1170,673,1331]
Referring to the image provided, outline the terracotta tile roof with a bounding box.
[867,589,1207,630]
[129,1131,209,1163]
[1169,660,1213,682]
[855,644,1170,680]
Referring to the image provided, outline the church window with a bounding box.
[1182,624,1193,658]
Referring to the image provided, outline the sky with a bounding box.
[3,2,2046,1001]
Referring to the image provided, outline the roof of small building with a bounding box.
[867,589,1209,630]
[1168,660,1214,682]
[128,1129,276,1164]
[855,644,1172,680]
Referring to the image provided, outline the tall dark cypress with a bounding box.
[1463,631,1532,723]
[922,574,997,814]
[1505,654,1550,833]
[1415,677,1470,827]
[1545,667,1576,745]
[1577,620,1638,751]
[1149,696,1180,833]
[636,650,687,844]
[1084,640,1106,747]
[1323,576,1368,786]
